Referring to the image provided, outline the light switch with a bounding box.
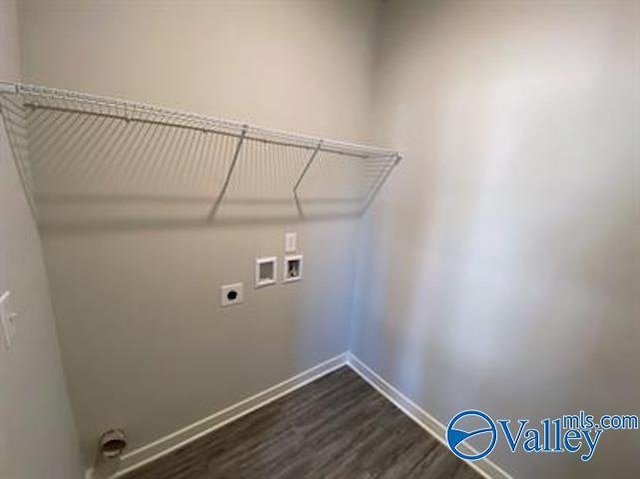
[0,291,17,350]
[285,232,297,253]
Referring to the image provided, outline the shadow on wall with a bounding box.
[0,93,368,469]
[0,94,399,232]
[351,82,454,407]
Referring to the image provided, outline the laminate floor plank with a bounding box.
[123,366,482,479]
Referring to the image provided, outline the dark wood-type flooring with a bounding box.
[123,366,482,479]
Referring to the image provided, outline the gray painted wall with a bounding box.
[12,1,638,477]
[0,1,83,477]
[17,0,380,466]
[353,1,639,478]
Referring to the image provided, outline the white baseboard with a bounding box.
[346,352,513,479]
[87,351,513,479]
[87,352,348,478]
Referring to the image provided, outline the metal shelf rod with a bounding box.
[8,82,397,157]
[21,102,382,159]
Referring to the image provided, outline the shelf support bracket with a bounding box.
[208,125,248,221]
[293,140,323,216]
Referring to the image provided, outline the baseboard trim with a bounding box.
[87,352,348,478]
[346,352,513,479]
[87,351,513,479]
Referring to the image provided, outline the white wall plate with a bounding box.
[0,291,16,350]
[255,257,277,288]
[283,255,303,283]
[285,232,297,253]
[220,283,244,307]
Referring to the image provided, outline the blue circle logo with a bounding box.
[446,410,497,460]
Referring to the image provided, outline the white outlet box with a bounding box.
[255,257,277,288]
[0,291,16,350]
[221,283,244,307]
[283,255,303,283]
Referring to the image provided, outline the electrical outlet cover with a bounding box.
[221,283,244,307]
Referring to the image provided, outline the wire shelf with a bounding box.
[0,82,401,223]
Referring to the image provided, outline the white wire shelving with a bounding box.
[0,83,401,223]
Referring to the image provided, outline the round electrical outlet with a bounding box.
[221,283,243,307]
